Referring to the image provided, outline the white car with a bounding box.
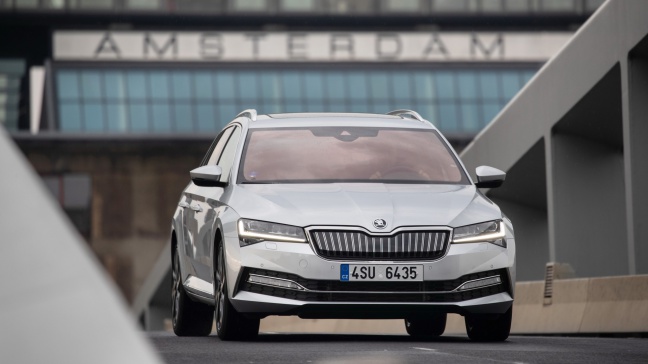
[171,109,515,341]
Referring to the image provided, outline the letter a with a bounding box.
[94,32,121,59]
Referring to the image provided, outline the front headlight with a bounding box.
[237,219,307,246]
[452,220,506,247]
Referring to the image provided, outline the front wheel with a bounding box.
[465,306,512,342]
[215,242,260,341]
[405,313,447,337]
[172,248,214,336]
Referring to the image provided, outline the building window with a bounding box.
[43,174,92,239]
[231,0,267,11]
[383,0,420,13]
[54,66,537,136]
[280,0,315,12]
[0,59,25,131]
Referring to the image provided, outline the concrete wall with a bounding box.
[460,0,648,279]
[15,137,210,302]
[259,275,648,335]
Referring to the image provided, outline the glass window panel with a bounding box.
[283,101,302,113]
[149,71,170,100]
[434,0,471,12]
[348,73,368,100]
[76,0,113,9]
[174,103,194,132]
[304,72,324,100]
[415,102,438,126]
[151,103,172,132]
[196,103,216,131]
[238,71,259,101]
[82,102,104,131]
[482,102,502,125]
[435,72,456,99]
[438,103,458,132]
[215,72,236,100]
[80,71,102,100]
[481,0,503,12]
[15,0,40,8]
[412,71,435,100]
[327,101,347,112]
[126,0,161,10]
[457,72,477,100]
[391,72,412,101]
[384,0,419,12]
[172,72,192,99]
[368,103,389,114]
[105,102,128,132]
[522,70,536,84]
[282,72,302,100]
[369,72,389,99]
[261,101,282,114]
[460,103,480,132]
[129,103,149,132]
[59,103,82,132]
[349,102,370,113]
[104,71,126,100]
[305,102,325,112]
[479,71,500,100]
[126,71,147,100]
[540,0,575,12]
[57,71,80,100]
[280,0,314,12]
[194,71,214,100]
[217,103,238,128]
[501,72,521,99]
[260,73,281,100]
[325,72,346,100]
[585,0,605,12]
[232,0,267,11]
[504,0,530,12]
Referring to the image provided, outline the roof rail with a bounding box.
[236,109,257,121]
[386,109,424,122]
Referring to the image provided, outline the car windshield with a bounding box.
[239,126,468,184]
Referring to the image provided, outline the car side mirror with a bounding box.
[190,165,226,187]
[475,166,506,188]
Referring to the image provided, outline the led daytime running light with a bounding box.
[237,220,307,243]
[453,221,506,244]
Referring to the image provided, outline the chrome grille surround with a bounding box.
[305,226,452,261]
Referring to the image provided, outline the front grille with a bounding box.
[309,229,449,260]
[239,268,508,303]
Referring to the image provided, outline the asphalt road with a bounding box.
[149,332,648,364]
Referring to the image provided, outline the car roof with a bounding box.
[247,112,436,130]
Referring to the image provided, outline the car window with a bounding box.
[216,126,242,183]
[239,127,468,184]
[204,127,234,166]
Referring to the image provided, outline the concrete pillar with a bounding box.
[624,37,648,274]
[488,139,549,281]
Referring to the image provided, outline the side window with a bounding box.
[204,127,234,166]
[216,127,242,183]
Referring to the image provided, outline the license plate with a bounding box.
[340,264,423,282]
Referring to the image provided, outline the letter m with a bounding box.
[144,33,178,58]
[471,33,504,59]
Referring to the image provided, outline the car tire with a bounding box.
[172,247,214,336]
[405,313,447,337]
[215,242,260,341]
[465,306,512,342]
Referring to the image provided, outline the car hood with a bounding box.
[230,183,501,232]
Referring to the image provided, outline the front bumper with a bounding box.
[225,235,515,318]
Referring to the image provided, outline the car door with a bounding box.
[188,125,242,287]
[181,127,233,280]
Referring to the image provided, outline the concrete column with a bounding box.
[624,41,648,274]
[551,133,628,277]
